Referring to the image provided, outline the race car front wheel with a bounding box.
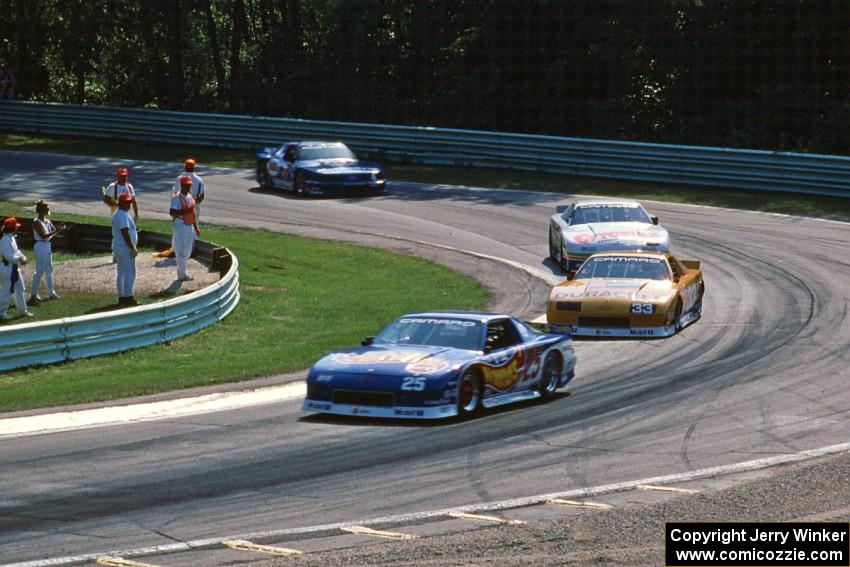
[672,298,683,333]
[457,370,482,417]
[538,353,561,399]
[294,171,306,195]
[257,164,272,189]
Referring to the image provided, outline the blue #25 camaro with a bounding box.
[303,311,577,419]
[256,141,386,196]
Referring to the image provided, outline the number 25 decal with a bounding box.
[401,377,426,391]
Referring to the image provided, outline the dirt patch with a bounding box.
[49,254,220,297]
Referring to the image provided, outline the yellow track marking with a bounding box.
[637,484,699,494]
[342,526,416,540]
[449,512,525,525]
[223,539,303,556]
[546,498,613,509]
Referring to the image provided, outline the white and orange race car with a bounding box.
[546,251,704,338]
[548,199,669,276]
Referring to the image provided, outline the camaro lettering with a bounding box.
[398,318,476,326]
[629,329,656,336]
[589,256,662,263]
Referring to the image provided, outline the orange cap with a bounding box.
[184,158,196,169]
[2,217,21,231]
[118,193,134,203]
[116,167,129,176]
[179,175,192,186]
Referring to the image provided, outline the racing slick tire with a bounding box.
[548,233,558,261]
[672,298,684,333]
[693,283,705,318]
[294,171,306,195]
[457,369,482,418]
[257,164,272,189]
[537,352,561,400]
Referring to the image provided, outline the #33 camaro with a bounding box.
[303,311,577,419]
[546,251,705,338]
[548,199,670,276]
[256,141,386,196]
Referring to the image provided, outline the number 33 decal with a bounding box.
[631,303,655,314]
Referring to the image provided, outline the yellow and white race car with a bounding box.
[546,251,704,338]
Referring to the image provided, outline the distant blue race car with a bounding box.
[303,311,577,419]
[256,141,386,196]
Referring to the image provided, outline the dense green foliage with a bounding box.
[2,1,848,154]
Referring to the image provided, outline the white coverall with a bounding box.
[111,208,138,299]
[31,217,57,298]
[170,192,197,280]
[0,232,29,317]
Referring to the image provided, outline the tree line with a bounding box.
[3,0,848,155]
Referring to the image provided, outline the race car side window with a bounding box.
[284,146,297,162]
[485,320,522,352]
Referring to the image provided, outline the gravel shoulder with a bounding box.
[262,451,850,566]
[54,253,219,296]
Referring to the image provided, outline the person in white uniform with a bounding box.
[170,176,198,281]
[104,166,139,222]
[173,158,206,223]
[0,217,33,319]
[111,193,139,306]
[30,200,63,302]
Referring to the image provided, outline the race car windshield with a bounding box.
[576,257,671,280]
[298,145,356,161]
[374,318,483,350]
[570,205,651,225]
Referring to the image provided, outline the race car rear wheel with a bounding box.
[457,370,482,417]
[538,353,561,399]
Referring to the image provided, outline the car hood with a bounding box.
[551,279,677,302]
[562,222,669,248]
[298,158,381,174]
[311,344,478,376]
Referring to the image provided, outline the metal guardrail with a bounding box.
[2,100,850,198]
[0,222,240,372]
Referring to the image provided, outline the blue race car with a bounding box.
[303,311,577,419]
[256,141,386,196]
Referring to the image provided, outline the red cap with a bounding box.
[118,193,134,203]
[116,167,129,176]
[184,158,196,169]
[179,175,192,186]
[2,217,21,231]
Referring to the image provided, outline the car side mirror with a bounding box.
[361,336,374,346]
[651,215,659,225]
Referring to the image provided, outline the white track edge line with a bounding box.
[7,441,850,567]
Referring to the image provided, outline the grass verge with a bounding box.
[0,208,490,413]
[2,132,848,220]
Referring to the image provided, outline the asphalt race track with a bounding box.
[0,151,848,565]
